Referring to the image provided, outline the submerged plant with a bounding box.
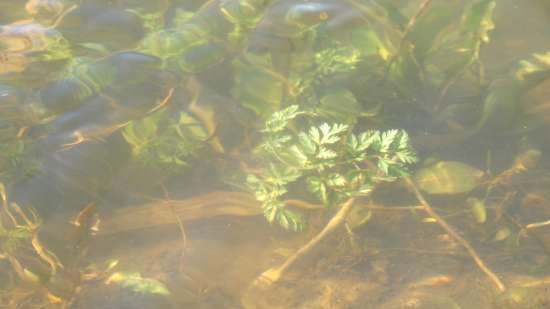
[0,183,61,285]
[0,138,40,184]
[246,105,417,230]
[122,109,209,169]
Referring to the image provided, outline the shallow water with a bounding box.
[1,1,550,308]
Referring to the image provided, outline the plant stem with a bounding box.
[404,177,506,292]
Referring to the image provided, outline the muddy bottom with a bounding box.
[61,211,550,309]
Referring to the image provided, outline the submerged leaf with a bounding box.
[316,88,363,123]
[515,52,550,83]
[494,227,511,241]
[263,105,302,133]
[106,272,171,296]
[467,197,487,223]
[460,0,496,44]
[414,161,484,195]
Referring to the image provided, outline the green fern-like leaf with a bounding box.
[248,106,416,229]
[263,105,303,133]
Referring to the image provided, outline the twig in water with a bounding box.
[503,212,550,258]
[526,219,550,230]
[249,198,356,287]
[404,177,506,292]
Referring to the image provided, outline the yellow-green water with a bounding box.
[1,1,550,308]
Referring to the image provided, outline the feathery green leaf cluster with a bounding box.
[247,105,417,230]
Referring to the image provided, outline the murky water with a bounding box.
[1,1,550,308]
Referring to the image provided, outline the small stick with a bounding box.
[501,211,550,258]
[405,177,506,292]
[526,219,550,230]
[250,198,356,286]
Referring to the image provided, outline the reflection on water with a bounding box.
[1,0,550,308]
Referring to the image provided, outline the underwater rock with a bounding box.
[57,5,144,49]
[0,21,70,74]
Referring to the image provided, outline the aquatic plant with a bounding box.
[122,109,209,168]
[0,182,62,291]
[0,138,40,184]
[2,0,550,307]
[247,105,417,230]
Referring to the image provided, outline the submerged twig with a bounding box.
[503,213,550,258]
[404,177,506,292]
[526,220,550,230]
[248,198,355,287]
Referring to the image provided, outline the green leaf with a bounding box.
[106,272,170,296]
[277,209,305,231]
[287,145,309,167]
[316,88,363,123]
[380,129,399,153]
[326,173,347,187]
[467,197,487,224]
[249,109,417,230]
[307,176,329,205]
[377,158,390,175]
[297,132,317,155]
[265,163,302,185]
[232,53,285,117]
[414,161,484,195]
[350,27,390,59]
[263,201,281,223]
[263,105,302,133]
[408,1,463,61]
[460,0,496,44]
[494,227,511,241]
[122,110,207,168]
[318,123,348,145]
[514,52,550,84]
